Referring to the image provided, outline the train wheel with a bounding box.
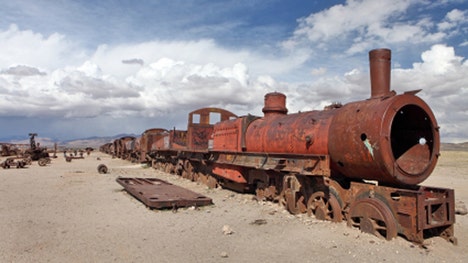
[38,158,48,166]
[153,161,162,170]
[192,170,199,182]
[182,161,195,181]
[97,164,108,174]
[280,175,306,215]
[256,185,277,201]
[347,198,398,240]
[206,176,218,189]
[197,173,208,186]
[164,163,174,174]
[307,191,342,222]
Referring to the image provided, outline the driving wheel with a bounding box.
[347,198,397,240]
[307,191,342,222]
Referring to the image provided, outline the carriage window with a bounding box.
[192,114,200,124]
[210,112,221,124]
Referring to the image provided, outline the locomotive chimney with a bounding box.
[369,48,391,99]
[262,92,288,116]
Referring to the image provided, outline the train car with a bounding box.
[148,108,237,182]
[113,136,136,159]
[208,49,455,243]
[137,128,169,163]
[126,136,141,162]
[102,48,456,244]
[99,142,114,155]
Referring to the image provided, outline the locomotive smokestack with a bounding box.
[262,92,288,116]
[369,48,391,99]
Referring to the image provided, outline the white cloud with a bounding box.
[0,24,86,70]
[0,27,280,121]
[438,9,467,33]
[412,44,464,75]
[282,0,466,56]
[284,0,412,49]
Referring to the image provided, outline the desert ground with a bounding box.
[0,150,467,263]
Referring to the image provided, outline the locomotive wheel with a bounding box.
[307,191,342,222]
[280,175,306,215]
[38,158,48,166]
[256,185,277,201]
[206,175,218,189]
[97,164,108,174]
[164,163,174,174]
[16,162,24,169]
[197,173,208,185]
[347,198,398,240]
[182,161,194,181]
[153,161,162,170]
[192,170,200,182]
[281,189,306,214]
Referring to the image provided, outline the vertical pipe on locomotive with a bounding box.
[369,48,392,99]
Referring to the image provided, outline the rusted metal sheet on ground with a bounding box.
[116,177,212,209]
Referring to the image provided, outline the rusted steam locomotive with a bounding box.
[101,49,456,244]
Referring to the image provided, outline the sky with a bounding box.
[0,0,467,143]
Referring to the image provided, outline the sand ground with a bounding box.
[0,151,467,263]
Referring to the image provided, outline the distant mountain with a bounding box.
[1,133,137,150]
[2,134,467,152]
[441,142,468,151]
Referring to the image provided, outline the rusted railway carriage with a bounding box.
[113,136,136,159]
[103,49,456,244]
[148,108,238,183]
[138,128,168,163]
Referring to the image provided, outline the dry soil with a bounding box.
[0,151,467,262]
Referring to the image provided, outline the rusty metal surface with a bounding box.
[328,93,439,186]
[342,181,456,243]
[187,108,237,151]
[1,156,30,169]
[139,128,168,162]
[113,136,135,159]
[327,49,440,186]
[212,152,330,178]
[116,177,212,209]
[262,92,288,116]
[369,48,392,98]
[211,49,439,186]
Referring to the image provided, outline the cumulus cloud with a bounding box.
[438,9,467,32]
[0,24,85,70]
[122,58,144,66]
[0,28,279,122]
[1,65,46,76]
[282,0,465,56]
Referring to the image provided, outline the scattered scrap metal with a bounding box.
[116,177,212,210]
[97,164,108,174]
[1,156,31,169]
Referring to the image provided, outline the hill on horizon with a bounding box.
[2,134,467,152]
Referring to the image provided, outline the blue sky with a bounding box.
[0,0,467,143]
